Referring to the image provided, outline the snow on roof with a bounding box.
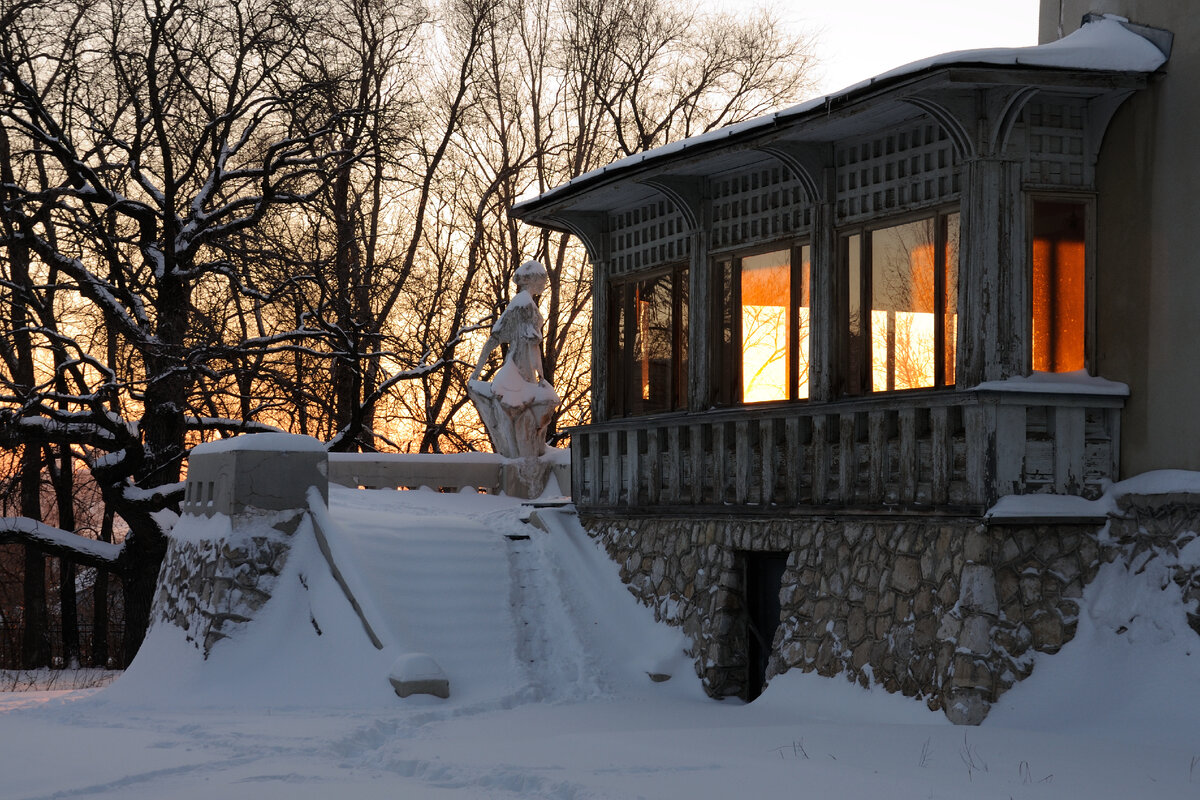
[513,15,1167,211]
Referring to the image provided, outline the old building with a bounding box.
[512,10,1185,723]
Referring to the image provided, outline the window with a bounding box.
[843,212,959,394]
[608,266,688,416]
[1030,199,1086,373]
[716,243,811,404]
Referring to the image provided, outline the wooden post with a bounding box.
[964,404,994,507]
[899,408,918,503]
[995,404,1028,496]
[667,425,682,503]
[625,429,640,507]
[838,413,856,503]
[713,421,727,505]
[572,435,585,504]
[607,430,621,505]
[735,419,751,505]
[760,418,776,506]
[868,410,887,503]
[809,169,837,402]
[784,416,801,505]
[930,405,951,505]
[646,427,661,505]
[690,424,705,504]
[587,431,602,505]
[958,157,1027,385]
[812,414,830,504]
[1053,406,1086,493]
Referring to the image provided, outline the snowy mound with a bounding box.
[99,511,395,710]
[988,536,1200,745]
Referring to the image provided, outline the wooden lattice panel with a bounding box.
[1023,98,1088,188]
[710,165,812,251]
[835,124,960,224]
[608,200,691,276]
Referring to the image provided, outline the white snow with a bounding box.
[515,15,1167,210]
[986,492,1118,519]
[1112,469,1200,498]
[2,481,1199,798]
[972,369,1131,396]
[190,431,327,454]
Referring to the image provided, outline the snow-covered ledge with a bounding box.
[182,432,328,517]
[327,449,571,500]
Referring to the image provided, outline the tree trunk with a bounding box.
[92,510,112,668]
[20,446,48,667]
[54,444,79,669]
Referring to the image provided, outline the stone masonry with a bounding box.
[587,513,1106,725]
[153,511,302,656]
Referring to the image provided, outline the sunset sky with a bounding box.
[737,0,1043,96]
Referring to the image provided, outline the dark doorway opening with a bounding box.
[742,551,788,701]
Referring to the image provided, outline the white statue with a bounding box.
[468,260,561,481]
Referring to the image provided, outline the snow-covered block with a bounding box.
[183,432,328,518]
[388,653,450,699]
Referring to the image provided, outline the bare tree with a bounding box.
[0,0,356,659]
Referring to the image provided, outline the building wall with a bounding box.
[585,512,1102,724]
[1043,1,1200,474]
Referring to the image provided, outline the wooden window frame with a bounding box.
[839,207,960,396]
[607,263,690,417]
[713,239,812,406]
[1026,192,1096,374]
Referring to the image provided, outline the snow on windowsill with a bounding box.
[970,370,1130,396]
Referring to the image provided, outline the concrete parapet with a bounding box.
[183,432,328,517]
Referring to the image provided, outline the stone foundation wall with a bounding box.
[586,513,1103,724]
[152,512,301,655]
[1108,492,1200,633]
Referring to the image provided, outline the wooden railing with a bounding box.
[570,387,1123,514]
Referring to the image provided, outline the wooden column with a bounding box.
[809,168,837,402]
[959,156,1027,386]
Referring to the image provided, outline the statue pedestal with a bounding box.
[468,369,560,498]
[499,457,554,500]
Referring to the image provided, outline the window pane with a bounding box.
[872,220,937,391]
[608,282,628,416]
[633,273,674,413]
[741,249,790,403]
[677,267,689,409]
[795,244,811,400]
[944,213,959,386]
[717,258,735,406]
[1031,201,1086,372]
[845,234,864,395]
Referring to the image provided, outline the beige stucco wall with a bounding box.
[1041,1,1200,474]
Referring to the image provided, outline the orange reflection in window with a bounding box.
[872,231,937,392]
[741,252,790,403]
[1032,239,1085,372]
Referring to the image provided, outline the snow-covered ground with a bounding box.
[2,485,1198,799]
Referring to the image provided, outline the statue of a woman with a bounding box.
[471,260,551,386]
[467,260,560,462]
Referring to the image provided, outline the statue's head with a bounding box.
[513,259,549,295]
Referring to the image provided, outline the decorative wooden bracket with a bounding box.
[637,176,704,231]
[754,141,831,203]
[546,211,607,262]
[903,86,1040,160]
